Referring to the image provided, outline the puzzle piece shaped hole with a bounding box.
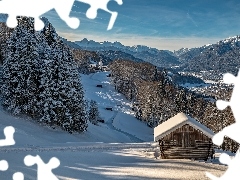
[13,172,24,180]
[107,0,123,13]
[24,155,60,180]
[0,126,15,147]
[0,160,8,171]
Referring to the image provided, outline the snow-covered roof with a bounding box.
[154,112,215,141]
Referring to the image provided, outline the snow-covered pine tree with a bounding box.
[59,42,88,132]
[88,100,99,125]
[1,26,21,114]
[41,17,58,46]
[37,37,57,125]
[38,39,87,132]
[2,17,40,116]
[0,21,14,64]
[2,16,87,133]
[20,18,41,117]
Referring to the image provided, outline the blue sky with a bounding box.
[44,0,240,51]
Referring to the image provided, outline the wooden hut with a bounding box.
[154,112,215,160]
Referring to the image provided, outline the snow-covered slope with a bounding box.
[0,71,227,179]
[81,72,153,142]
[0,72,153,145]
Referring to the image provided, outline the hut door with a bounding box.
[182,132,185,147]
[182,132,189,147]
[190,133,195,146]
[182,125,191,147]
[186,132,189,147]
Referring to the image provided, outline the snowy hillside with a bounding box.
[0,71,153,145]
[81,72,153,142]
[0,71,227,179]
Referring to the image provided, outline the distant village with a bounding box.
[89,60,110,72]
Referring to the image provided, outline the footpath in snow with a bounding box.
[81,71,153,143]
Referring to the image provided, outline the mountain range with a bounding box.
[174,36,240,77]
[74,38,180,68]
[73,36,240,78]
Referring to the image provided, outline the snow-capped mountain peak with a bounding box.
[75,38,160,53]
[74,38,180,68]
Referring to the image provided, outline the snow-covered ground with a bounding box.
[180,83,210,89]
[0,72,228,179]
[81,72,153,142]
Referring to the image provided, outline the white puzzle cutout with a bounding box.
[0,126,15,173]
[206,150,240,180]
[0,126,15,147]
[0,0,77,30]
[0,0,123,31]
[0,126,60,180]
[76,0,123,30]
[206,70,240,179]
[24,155,60,180]
[12,172,24,180]
[0,160,8,171]
[212,71,240,146]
